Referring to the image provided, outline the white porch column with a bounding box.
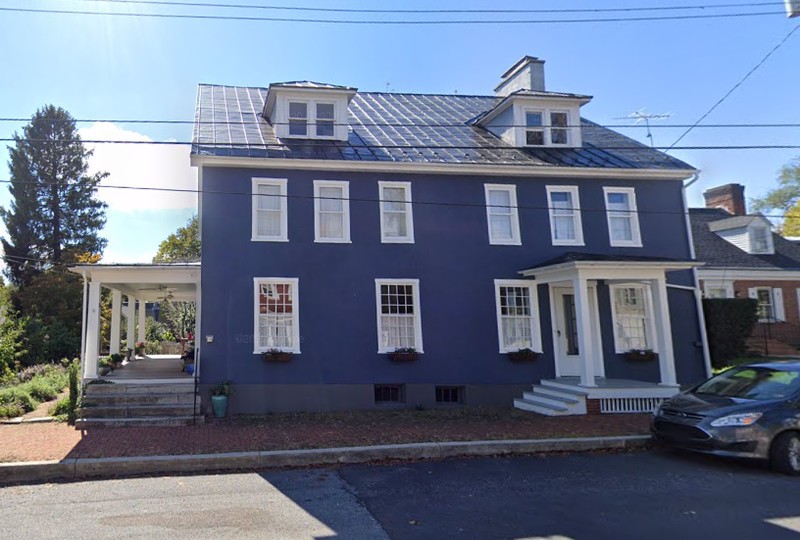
[137,298,146,351]
[651,277,677,386]
[109,290,122,355]
[125,296,135,354]
[573,274,597,387]
[83,281,102,379]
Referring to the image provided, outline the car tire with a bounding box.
[770,431,800,476]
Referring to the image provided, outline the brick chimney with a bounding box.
[495,56,546,97]
[703,183,746,215]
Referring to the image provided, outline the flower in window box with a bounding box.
[507,348,541,362]
[263,348,293,363]
[623,348,658,361]
[387,347,420,362]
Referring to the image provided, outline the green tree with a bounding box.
[751,156,800,233]
[0,105,108,286]
[153,215,200,263]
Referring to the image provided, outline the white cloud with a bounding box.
[79,122,198,212]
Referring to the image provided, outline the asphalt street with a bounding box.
[1,449,799,539]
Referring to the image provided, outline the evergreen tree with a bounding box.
[0,105,108,285]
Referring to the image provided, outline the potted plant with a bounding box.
[387,347,420,362]
[98,357,112,376]
[109,353,124,369]
[263,348,293,363]
[507,348,541,362]
[624,348,659,361]
[134,342,145,357]
[210,380,232,418]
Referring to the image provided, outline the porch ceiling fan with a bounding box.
[138,284,178,301]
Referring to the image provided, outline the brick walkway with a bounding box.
[0,408,650,463]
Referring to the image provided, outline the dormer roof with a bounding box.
[708,214,770,233]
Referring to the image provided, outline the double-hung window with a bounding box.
[750,226,771,253]
[313,180,350,243]
[484,184,521,245]
[288,102,308,137]
[546,186,583,246]
[375,279,423,353]
[494,280,541,353]
[550,111,569,145]
[315,103,335,137]
[254,278,300,353]
[603,187,642,247]
[610,285,654,352]
[525,111,545,146]
[379,181,414,243]
[252,178,288,242]
[749,286,785,322]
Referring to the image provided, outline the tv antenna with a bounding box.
[615,109,671,147]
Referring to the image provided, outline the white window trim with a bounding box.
[749,286,784,323]
[313,180,351,243]
[313,101,337,139]
[253,277,300,354]
[703,280,734,299]
[609,283,657,353]
[494,279,541,353]
[484,184,522,246]
[519,107,575,147]
[283,98,337,140]
[549,110,571,146]
[522,109,545,147]
[375,278,423,353]
[545,185,584,246]
[252,177,288,242]
[603,187,642,248]
[287,100,310,138]
[378,181,415,244]
[749,225,773,254]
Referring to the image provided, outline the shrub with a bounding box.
[49,397,70,418]
[145,341,162,355]
[67,360,80,424]
[24,378,59,401]
[703,298,759,369]
[0,386,38,417]
[14,363,63,384]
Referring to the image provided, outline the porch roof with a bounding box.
[68,263,200,302]
[518,252,700,281]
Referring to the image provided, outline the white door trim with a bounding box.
[550,284,605,378]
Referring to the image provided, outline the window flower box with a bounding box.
[387,347,420,363]
[507,348,541,362]
[263,349,293,363]
[624,348,658,361]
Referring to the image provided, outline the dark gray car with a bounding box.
[651,361,800,475]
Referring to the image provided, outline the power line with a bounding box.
[2,117,800,130]
[0,6,786,24]
[71,0,787,15]
[2,138,799,150]
[668,23,800,150]
[0,176,795,220]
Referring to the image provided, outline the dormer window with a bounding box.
[525,111,544,145]
[550,111,569,144]
[263,81,357,142]
[750,226,770,253]
[523,109,571,147]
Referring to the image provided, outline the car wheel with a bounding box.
[770,432,800,476]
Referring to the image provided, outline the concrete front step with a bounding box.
[75,416,203,428]
[83,393,196,406]
[84,383,195,395]
[522,390,580,408]
[514,381,588,416]
[513,397,569,415]
[80,404,196,418]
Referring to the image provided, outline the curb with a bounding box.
[0,416,58,425]
[0,434,651,485]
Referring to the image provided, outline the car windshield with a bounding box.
[695,366,800,400]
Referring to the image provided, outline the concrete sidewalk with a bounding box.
[0,435,650,485]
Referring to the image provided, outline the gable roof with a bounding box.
[191,84,693,171]
[690,208,800,270]
[707,214,770,232]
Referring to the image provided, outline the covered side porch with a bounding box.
[514,254,701,415]
[69,264,201,382]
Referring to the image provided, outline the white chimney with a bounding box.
[495,56,545,97]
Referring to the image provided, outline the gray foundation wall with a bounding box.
[199,383,530,415]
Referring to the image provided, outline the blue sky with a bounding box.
[0,0,798,263]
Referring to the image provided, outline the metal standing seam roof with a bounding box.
[690,208,800,270]
[191,84,694,170]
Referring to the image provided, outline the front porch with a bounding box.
[103,355,193,382]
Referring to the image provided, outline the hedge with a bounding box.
[703,298,758,369]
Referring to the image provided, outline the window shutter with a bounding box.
[772,288,786,322]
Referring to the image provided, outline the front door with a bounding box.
[552,286,604,378]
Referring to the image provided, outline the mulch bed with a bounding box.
[0,408,650,463]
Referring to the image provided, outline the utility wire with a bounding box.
[0,176,795,220]
[0,6,786,24]
[668,23,800,150]
[1,118,800,130]
[70,0,787,15]
[1,138,798,150]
